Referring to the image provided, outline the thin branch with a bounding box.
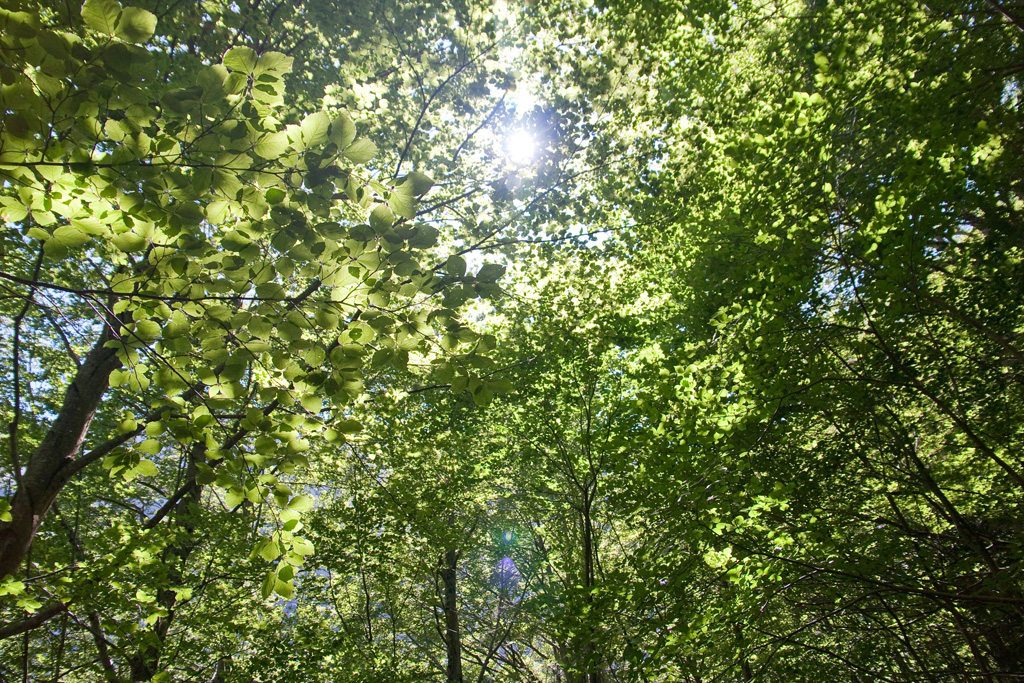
[418,187,482,219]
[0,271,321,306]
[985,0,1024,32]
[452,89,509,166]
[40,307,81,369]
[8,247,46,487]
[144,400,278,530]
[393,38,503,179]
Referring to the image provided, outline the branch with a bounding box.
[0,271,322,306]
[417,187,482,218]
[725,532,1024,607]
[86,611,118,683]
[63,420,148,480]
[41,307,82,369]
[393,38,503,179]
[0,317,124,578]
[144,400,279,530]
[452,88,509,166]
[8,247,46,487]
[0,602,65,640]
[986,0,1024,32]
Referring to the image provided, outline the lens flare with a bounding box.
[505,130,536,166]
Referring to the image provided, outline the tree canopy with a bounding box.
[2,0,1022,680]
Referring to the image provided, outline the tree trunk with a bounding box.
[441,548,463,683]
[734,622,753,681]
[0,327,120,578]
[581,495,602,683]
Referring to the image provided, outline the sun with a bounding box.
[505,129,537,166]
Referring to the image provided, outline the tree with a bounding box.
[576,0,1024,678]
[0,0,520,678]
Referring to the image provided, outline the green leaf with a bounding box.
[344,139,378,164]
[329,114,356,148]
[223,46,258,73]
[446,255,467,277]
[476,263,505,283]
[254,51,293,76]
[370,205,394,233]
[259,540,281,563]
[70,216,104,234]
[337,418,362,434]
[489,378,515,393]
[473,385,494,407]
[300,395,322,413]
[110,274,134,294]
[292,537,314,556]
[274,579,294,599]
[398,171,434,196]
[287,495,314,512]
[50,226,90,248]
[2,114,31,140]
[260,571,275,599]
[0,11,38,38]
[254,131,289,159]
[82,0,121,34]
[115,6,156,43]
[276,563,295,582]
[0,576,26,596]
[408,225,438,249]
[255,282,285,300]
[134,319,161,340]
[0,500,12,523]
[139,438,161,455]
[224,487,245,508]
[163,311,190,338]
[16,596,43,612]
[135,460,158,477]
[300,111,331,147]
[197,65,228,98]
[112,231,148,253]
[388,186,416,220]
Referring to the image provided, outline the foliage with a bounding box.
[3,0,1024,680]
[0,0,518,678]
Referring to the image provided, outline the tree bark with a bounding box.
[580,494,602,683]
[0,327,121,578]
[441,548,463,683]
